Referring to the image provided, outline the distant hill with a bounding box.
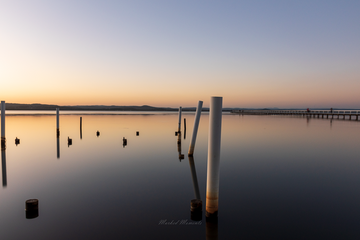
[2,103,214,111]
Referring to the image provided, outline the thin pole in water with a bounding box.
[206,97,222,219]
[188,101,203,156]
[80,117,82,139]
[1,101,5,150]
[178,107,182,133]
[56,108,60,137]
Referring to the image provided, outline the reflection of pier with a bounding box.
[232,109,360,121]
[1,149,7,187]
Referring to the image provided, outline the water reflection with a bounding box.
[206,218,218,240]
[1,149,6,187]
[57,137,60,159]
[189,156,202,221]
[188,156,201,200]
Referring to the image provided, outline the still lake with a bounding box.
[1,111,360,239]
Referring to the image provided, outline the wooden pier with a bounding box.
[231,109,360,121]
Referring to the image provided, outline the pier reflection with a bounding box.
[1,149,6,187]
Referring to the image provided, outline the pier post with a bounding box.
[206,97,222,218]
[178,107,182,133]
[56,108,60,137]
[188,101,203,156]
[1,101,5,149]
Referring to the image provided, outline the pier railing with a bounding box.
[231,109,360,120]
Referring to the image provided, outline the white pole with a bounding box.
[206,96,222,218]
[188,101,203,156]
[1,101,5,140]
[178,107,182,132]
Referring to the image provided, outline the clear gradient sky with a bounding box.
[1,0,359,108]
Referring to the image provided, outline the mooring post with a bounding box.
[1,101,5,149]
[188,101,203,156]
[184,118,187,139]
[206,97,222,219]
[80,117,82,139]
[25,199,39,219]
[178,107,182,133]
[56,108,60,137]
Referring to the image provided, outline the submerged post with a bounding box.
[56,108,60,137]
[206,97,222,218]
[178,107,182,132]
[1,101,5,149]
[188,101,203,156]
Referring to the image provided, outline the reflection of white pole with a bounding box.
[1,101,5,139]
[189,156,201,199]
[206,97,222,218]
[56,108,59,137]
[178,107,182,132]
[188,101,203,156]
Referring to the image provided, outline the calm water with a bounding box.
[1,112,360,239]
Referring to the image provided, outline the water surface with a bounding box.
[1,113,360,239]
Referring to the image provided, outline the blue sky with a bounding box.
[1,0,359,108]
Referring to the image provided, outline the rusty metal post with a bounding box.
[206,97,222,218]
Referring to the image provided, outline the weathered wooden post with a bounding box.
[188,101,203,156]
[56,108,60,137]
[206,97,222,219]
[25,199,39,219]
[1,149,6,187]
[80,117,82,139]
[178,107,182,133]
[1,101,5,149]
[184,118,187,139]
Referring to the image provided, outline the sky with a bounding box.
[1,0,359,108]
